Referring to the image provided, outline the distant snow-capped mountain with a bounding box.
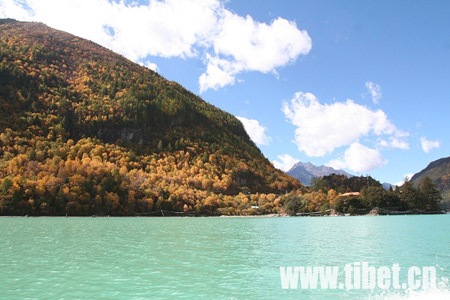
[287,161,352,186]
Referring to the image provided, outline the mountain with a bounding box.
[287,161,352,186]
[0,19,302,216]
[382,182,395,190]
[410,156,450,206]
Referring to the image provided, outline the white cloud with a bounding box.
[199,12,312,93]
[139,60,158,72]
[272,154,300,172]
[145,62,158,72]
[282,91,405,157]
[236,116,272,146]
[420,137,441,153]
[326,158,347,171]
[379,137,409,150]
[0,0,31,20]
[0,0,220,59]
[199,54,236,92]
[365,81,382,104]
[327,143,386,173]
[0,0,311,93]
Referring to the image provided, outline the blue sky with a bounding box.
[1,0,449,185]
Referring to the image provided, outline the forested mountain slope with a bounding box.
[410,156,450,207]
[0,19,302,216]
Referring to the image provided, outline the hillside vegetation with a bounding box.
[0,19,302,216]
[410,156,450,208]
[281,174,442,216]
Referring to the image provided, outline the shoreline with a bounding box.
[1,212,448,218]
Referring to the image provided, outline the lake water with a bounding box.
[1,215,449,299]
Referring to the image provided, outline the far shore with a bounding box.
[1,211,448,218]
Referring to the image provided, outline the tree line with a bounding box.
[282,174,442,216]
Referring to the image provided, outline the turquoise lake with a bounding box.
[1,215,450,299]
